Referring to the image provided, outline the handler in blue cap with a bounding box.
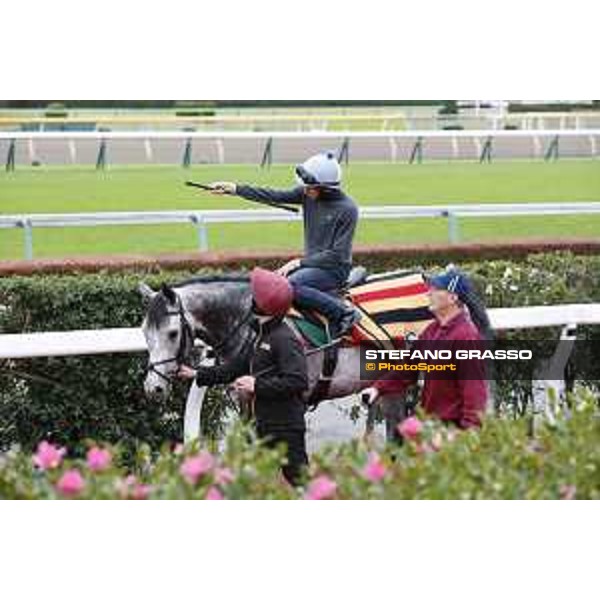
[363,266,491,430]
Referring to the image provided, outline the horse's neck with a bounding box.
[177,283,252,359]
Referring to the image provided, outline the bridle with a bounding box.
[146,292,256,384]
[146,295,196,384]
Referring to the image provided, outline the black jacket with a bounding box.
[195,317,308,430]
[236,184,358,273]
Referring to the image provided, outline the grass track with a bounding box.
[1,161,598,259]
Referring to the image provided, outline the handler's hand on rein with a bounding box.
[177,365,197,380]
[233,375,255,394]
[208,181,236,195]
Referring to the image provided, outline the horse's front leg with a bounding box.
[380,392,410,443]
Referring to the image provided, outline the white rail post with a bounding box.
[190,214,209,251]
[446,210,460,244]
[183,354,215,443]
[19,218,34,260]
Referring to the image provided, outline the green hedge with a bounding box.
[1,251,599,453]
[1,396,598,499]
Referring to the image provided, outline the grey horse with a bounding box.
[140,275,406,439]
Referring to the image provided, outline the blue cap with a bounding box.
[427,268,473,300]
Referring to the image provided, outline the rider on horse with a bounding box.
[206,152,362,340]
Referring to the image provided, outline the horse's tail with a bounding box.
[462,288,494,341]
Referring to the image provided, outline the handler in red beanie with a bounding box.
[177,267,309,486]
[363,268,490,430]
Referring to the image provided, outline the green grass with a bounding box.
[1,161,599,260]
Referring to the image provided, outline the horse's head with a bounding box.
[140,282,199,400]
[140,275,254,400]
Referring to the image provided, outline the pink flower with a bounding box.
[205,486,224,500]
[362,453,387,482]
[33,441,66,470]
[305,475,337,500]
[214,467,235,486]
[131,483,152,500]
[116,475,152,500]
[559,485,576,500]
[86,447,112,472]
[397,416,423,440]
[180,451,215,485]
[56,469,85,497]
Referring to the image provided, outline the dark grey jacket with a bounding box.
[236,184,358,272]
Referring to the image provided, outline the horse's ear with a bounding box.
[161,283,177,304]
[138,282,157,304]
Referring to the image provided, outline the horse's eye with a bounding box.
[168,330,179,341]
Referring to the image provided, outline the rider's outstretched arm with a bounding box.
[235,184,305,206]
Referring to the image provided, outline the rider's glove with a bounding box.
[208,181,237,195]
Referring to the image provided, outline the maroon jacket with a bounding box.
[375,310,488,429]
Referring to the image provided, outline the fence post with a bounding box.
[446,211,460,244]
[190,214,208,251]
[182,127,194,168]
[409,136,423,164]
[261,137,273,168]
[544,135,559,161]
[96,131,108,170]
[5,138,16,171]
[338,137,350,165]
[20,219,33,259]
[480,136,493,163]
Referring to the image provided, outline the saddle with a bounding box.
[285,267,434,406]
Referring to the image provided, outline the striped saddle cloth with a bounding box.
[287,270,434,348]
[347,270,434,344]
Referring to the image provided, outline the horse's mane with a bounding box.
[146,293,169,329]
[173,273,250,288]
[146,273,250,328]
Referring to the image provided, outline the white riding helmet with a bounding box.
[295,152,342,188]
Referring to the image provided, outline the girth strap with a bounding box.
[307,343,339,410]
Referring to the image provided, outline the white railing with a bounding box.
[2,128,599,140]
[2,129,599,168]
[2,203,600,259]
[2,304,599,360]
[2,303,599,441]
[2,112,600,132]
